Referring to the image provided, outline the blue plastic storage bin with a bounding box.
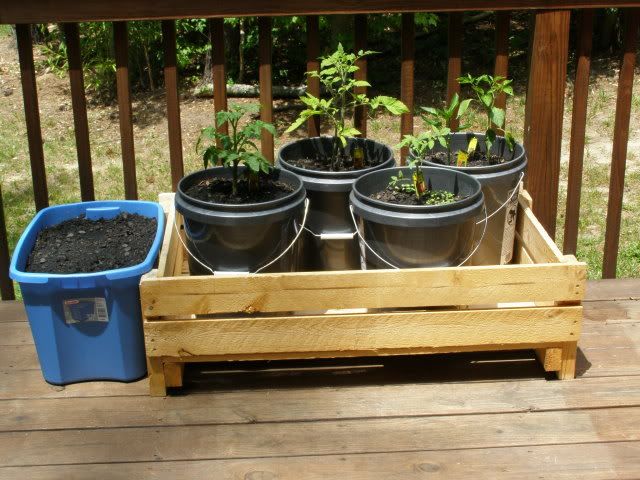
[10,201,165,385]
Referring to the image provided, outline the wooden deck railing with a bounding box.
[0,2,638,300]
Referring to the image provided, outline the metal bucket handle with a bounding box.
[477,172,524,225]
[349,203,488,269]
[175,198,310,275]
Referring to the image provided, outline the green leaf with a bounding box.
[490,107,505,128]
[457,98,472,118]
[341,127,361,138]
[353,80,371,88]
[481,94,493,108]
[372,96,409,115]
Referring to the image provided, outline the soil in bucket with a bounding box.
[185,176,294,204]
[25,213,157,274]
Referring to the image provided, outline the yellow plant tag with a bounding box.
[413,170,426,195]
[353,147,364,169]
[467,137,478,154]
[457,150,468,167]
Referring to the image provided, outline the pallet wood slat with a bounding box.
[602,8,639,279]
[563,9,594,255]
[162,20,184,191]
[306,15,321,137]
[3,1,640,24]
[259,17,274,163]
[523,10,571,239]
[400,13,414,165]
[446,12,463,131]
[354,14,368,137]
[63,22,95,202]
[142,189,585,395]
[210,18,228,141]
[15,24,48,211]
[0,186,14,300]
[113,21,138,200]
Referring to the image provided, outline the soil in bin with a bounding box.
[424,151,508,168]
[185,177,294,204]
[25,213,157,274]
[288,153,383,172]
[371,187,464,206]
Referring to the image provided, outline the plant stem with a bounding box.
[232,161,238,196]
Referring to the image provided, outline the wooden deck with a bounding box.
[0,278,639,479]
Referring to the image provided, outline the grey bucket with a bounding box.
[349,166,484,269]
[278,136,394,271]
[175,166,306,274]
[419,132,527,265]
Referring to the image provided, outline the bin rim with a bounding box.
[9,200,165,284]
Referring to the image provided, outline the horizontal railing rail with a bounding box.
[0,4,638,300]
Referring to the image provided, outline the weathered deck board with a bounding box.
[0,279,638,478]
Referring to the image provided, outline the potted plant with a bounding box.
[175,104,306,274]
[349,134,485,269]
[278,43,408,271]
[418,74,527,266]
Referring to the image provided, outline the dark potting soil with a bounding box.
[425,151,508,168]
[26,213,157,274]
[287,154,381,172]
[371,187,462,206]
[185,177,294,204]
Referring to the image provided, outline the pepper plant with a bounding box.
[196,104,276,195]
[286,43,408,170]
[420,93,471,164]
[457,74,515,155]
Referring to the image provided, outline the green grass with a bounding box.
[0,25,11,38]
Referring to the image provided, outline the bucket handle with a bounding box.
[174,198,310,276]
[348,202,488,269]
[477,172,524,225]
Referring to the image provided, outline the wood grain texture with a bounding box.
[3,442,640,480]
[446,12,463,131]
[4,1,635,24]
[259,17,274,163]
[523,9,570,239]
[210,18,228,141]
[602,8,639,279]
[563,9,593,255]
[162,20,184,191]
[4,374,640,432]
[15,24,48,211]
[141,262,584,317]
[306,15,321,137]
[113,21,138,200]
[63,22,94,202]
[516,194,566,263]
[2,406,640,466]
[0,186,14,300]
[400,13,414,164]
[493,11,510,114]
[354,14,368,137]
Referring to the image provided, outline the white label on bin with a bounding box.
[500,195,519,264]
[63,298,109,324]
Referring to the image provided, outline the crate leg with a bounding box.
[164,362,184,388]
[557,342,578,380]
[148,357,167,396]
[535,347,562,372]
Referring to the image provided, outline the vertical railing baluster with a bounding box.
[16,24,49,211]
[63,22,95,202]
[354,14,368,138]
[603,8,639,279]
[306,15,321,137]
[563,10,594,256]
[113,21,138,200]
[162,20,184,191]
[210,18,228,142]
[400,13,415,166]
[493,11,510,117]
[446,12,463,131]
[259,17,274,163]
[0,185,15,301]
[523,10,571,239]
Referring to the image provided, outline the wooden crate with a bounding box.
[141,189,586,396]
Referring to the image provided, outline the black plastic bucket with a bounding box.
[175,166,306,274]
[350,166,484,269]
[419,132,527,265]
[278,136,394,271]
